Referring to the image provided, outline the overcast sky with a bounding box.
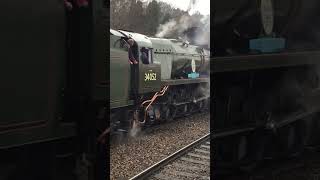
[143,0,210,15]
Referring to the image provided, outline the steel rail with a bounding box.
[129,133,210,180]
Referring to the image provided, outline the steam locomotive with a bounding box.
[213,0,320,175]
[110,29,210,133]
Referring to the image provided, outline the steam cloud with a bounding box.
[155,0,210,47]
[129,118,141,137]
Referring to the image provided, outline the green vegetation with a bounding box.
[110,0,209,41]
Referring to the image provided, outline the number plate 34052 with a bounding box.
[144,72,157,81]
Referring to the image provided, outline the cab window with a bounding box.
[140,47,153,64]
[113,38,129,51]
[148,49,153,64]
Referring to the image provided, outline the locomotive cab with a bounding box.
[110,30,133,109]
[117,30,162,94]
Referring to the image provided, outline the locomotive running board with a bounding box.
[213,51,320,73]
[161,78,209,86]
[212,109,320,140]
[212,127,256,139]
[172,96,210,106]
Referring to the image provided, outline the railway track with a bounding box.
[129,133,210,180]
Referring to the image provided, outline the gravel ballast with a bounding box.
[110,113,210,179]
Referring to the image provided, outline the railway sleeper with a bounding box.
[156,169,210,180]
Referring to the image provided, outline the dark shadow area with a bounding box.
[0,0,108,179]
[212,0,320,179]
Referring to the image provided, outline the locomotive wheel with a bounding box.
[216,135,249,164]
[203,99,209,111]
[198,101,204,112]
[237,136,248,161]
[182,104,188,116]
[249,130,268,163]
[162,106,173,121]
[277,120,305,157]
[304,114,320,147]
[171,105,178,119]
[188,103,195,114]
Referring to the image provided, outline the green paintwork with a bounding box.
[139,63,162,94]
[0,0,77,148]
[0,123,76,149]
[149,38,174,79]
[109,29,210,110]
[117,30,153,48]
[110,34,132,109]
[161,78,210,86]
[91,0,108,101]
[150,38,210,79]
[110,30,163,99]
[0,0,107,149]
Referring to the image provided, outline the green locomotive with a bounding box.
[110,29,210,133]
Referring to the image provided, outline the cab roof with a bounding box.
[117,30,153,48]
[109,29,210,57]
[110,29,125,37]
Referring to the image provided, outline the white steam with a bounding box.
[156,19,177,38]
[194,15,210,46]
[129,114,141,137]
[155,0,210,47]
